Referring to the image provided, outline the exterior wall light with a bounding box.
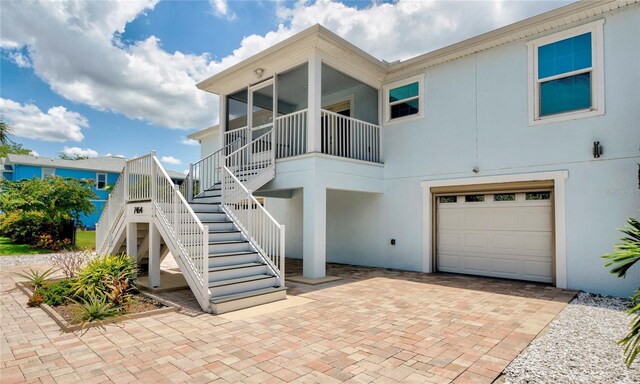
[255,68,265,78]
[593,141,603,158]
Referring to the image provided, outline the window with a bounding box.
[96,173,108,190]
[465,195,485,203]
[383,75,424,124]
[439,196,457,203]
[494,193,516,202]
[526,192,551,200]
[42,168,55,178]
[528,20,604,125]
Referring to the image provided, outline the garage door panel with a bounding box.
[436,191,553,283]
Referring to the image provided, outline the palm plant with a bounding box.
[603,216,640,366]
[71,295,120,326]
[0,120,10,145]
[14,267,58,289]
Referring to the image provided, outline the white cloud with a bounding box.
[0,0,570,133]
[160,155,182,165]
[180,137,199,146]
[209,0,235,20]
[62,146,99,158]
[7,50,31,68]
[29,150,39,156]
[105,153,126,158]
[0,98,88,142]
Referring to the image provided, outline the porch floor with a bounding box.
[2,258,577,383]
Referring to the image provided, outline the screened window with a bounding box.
[384,76,423,123]
[528,20,604,124]
[42,168,55,178]
[96,173,108,190]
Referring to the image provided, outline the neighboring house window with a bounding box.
[42,168,55,178]
[96,173,108,190]
[383,75,424,124]
[528,20,604,125]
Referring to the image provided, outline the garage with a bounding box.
[436,190,553,283]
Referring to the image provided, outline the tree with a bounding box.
[0,120,9,145]
[0,177,97,244]
[603,215,640,366]
[0,142,32,157]
[58,153,89,160]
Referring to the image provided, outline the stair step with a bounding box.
[209,262,268,281]
[195,212,228,222]
[201,221,235,231]
[193,196,221,204]
[209,240,251,253]
[209,287,287,314]
[209,251,259,268]
[189,203,223,213]
[198,190,222,198]
[209,274,278,297]
[208,231,243,242]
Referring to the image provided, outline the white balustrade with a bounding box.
[320,110,380,163]
[274,109,308,158]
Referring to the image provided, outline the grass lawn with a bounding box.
[75,230,95,250]
[0,230,95,256]
[0,237,50,256]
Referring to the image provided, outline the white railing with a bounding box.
[222,166,285,286]
[321,110,380,163]
[126,153,154,201]
[150,156,210,310]
[274,109,307,158]
[95,171,126,253]
[224,126,249,148]
[184,138,245,201]
[225,130,275,184]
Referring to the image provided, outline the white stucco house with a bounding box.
[192,0,639,295]
[99,0,639,313]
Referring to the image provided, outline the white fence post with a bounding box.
[187,163,193,201]
[202,226,209,310]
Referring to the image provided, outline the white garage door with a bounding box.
[436,191,553,283]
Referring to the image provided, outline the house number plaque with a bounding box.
[133,207,143,214]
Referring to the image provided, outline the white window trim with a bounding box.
[96,172,108,190]
[382,74,425,125]
[42,168,55,178]
[527,19,605,126]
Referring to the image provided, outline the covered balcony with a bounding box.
[222,60,381,163]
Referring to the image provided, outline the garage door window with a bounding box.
[526,192,551,200]
[465,195,485,202]
[494,193,516,201]
[439,196,457,203]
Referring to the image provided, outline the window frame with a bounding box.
[42,168,55,178]
[527,19,605,126]
[96,172,108,190]
[383,74,425,125]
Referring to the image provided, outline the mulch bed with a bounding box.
[16,281,179,333]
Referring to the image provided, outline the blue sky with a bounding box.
[0,0,570,173]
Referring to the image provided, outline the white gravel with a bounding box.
[504,292,640,383]
[0,254,57,266]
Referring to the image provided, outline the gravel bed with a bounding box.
[504,292,640,383]
[0,254,58,266]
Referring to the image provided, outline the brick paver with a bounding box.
[0,260,576,383]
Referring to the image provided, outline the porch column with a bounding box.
[303,182,326,279]
[218,93,227,150]
[148,221,161,289]
[126,223,137,262]
[307,53,322,153]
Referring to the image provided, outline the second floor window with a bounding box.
[384,75,424,124]
[96,173,107,190]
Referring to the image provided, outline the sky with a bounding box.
[0,0,572,173]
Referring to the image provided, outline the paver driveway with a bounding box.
[1,259,576,383]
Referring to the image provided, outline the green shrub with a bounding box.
[33,279,75,307]
[14,267,58,289]
[603,215,640,366]
[72,254,137,299]
[71,295,120,325]
[0,210,49,244]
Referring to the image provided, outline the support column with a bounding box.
[148,222,161,289]
[126,223,137,262]
[219,93,227,150]
[307,53,322,153]
[303,182,326,279]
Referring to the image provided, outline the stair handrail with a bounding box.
[183,137,244,201]
[95,170,125,254]
[147,155,211,310]
[222,129,285,286]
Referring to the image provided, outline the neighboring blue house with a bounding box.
[1,154,185,229]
